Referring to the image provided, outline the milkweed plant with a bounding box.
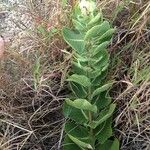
[62,0,119,149]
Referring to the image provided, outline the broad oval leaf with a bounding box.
[95,28,116,45]
[72,19,85,31]
[91,83,113,99]
[67,74,91,87]
[66,98,97,113]
[69,82,87,98]
[92,69,108,86]
[110,138,120,150]
[65,121,93,148]
[87,13,101,27]
[62,27,85,53]
[65,121,89,138]
[85,21,110,40]
[63,135,81,150]
[96,138,120,150]
[95,117,112,144]
[88,104,116,129]
[68,134,93,150]
[94,92,112,110]
[93,54,109,70]
[92,41,110,57]
[63,101,88,124]
[72,62,92,76]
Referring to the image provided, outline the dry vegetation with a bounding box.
[0,1,68,149]
[103,0,150,149]
[0,0,150,150]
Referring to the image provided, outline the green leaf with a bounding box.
[92,41,110,56]
[95,117,112,144]
[72,19,85,31]
[63,135,81,150]
[69,82,87,98]
[91,83,113,98]
[75,54,88,63]
[66,98,97,113]
[65,121,89,138]
[96,28,116,44]
[94,54,109,70]
[87,13,101,27]
[72,62,92,76]
[65,121,92,149]
[92,69,108,86]
[89,68,102,79]
[96,138,120,150]
[85,21,110,40]
[67,74,91,87]
[62,27,85,53]
[68,134,93,149]
[110,138,120,150]
[63,102,88,124]
[94,92,112,110]
[89,104,116,129]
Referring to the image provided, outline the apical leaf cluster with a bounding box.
[62,1,119,149]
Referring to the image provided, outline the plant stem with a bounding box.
[87,42,96,149]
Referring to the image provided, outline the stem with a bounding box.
[87,42,95,149]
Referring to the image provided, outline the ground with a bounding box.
[0,0,150,150]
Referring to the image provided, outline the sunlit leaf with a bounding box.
[95,117,112,144]
[69,82,87,98]
[68,134,93,149]
[89,104,116,129]
[67,74,91,87]
[66,98,97,113]
[73,19,85,31]
[63,135,81,150]
[92,41,110,56]
[91,83,113,98]
[87,13,101,27]
[63,102,88,124]
[96,28,116,44]
[62,27,85,53]
[96,138,120,150]
[85,21,110,40]
[65,121,89,138]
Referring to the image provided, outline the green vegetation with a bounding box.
[0,0,149,149]
[62,1,119,149]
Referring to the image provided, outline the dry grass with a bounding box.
[0,0,150,149]
[113,49,150,149]
[0,0,70,149]
[100,0,150,149]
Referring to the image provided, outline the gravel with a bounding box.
[0,0,33,39]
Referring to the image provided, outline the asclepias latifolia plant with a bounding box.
[62,0,119,149]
